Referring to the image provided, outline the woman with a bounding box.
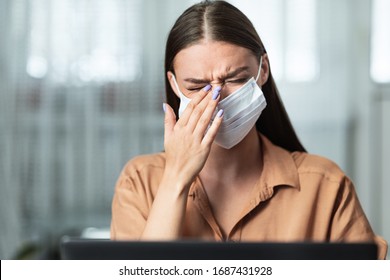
[110,0,387,259]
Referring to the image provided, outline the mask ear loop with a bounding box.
[255,56,263,82]
[171,73,192,118]
[170,73,182,95]
[171,74,193,104]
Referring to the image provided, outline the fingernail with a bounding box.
[163,103,166,113]
[216,109,224,118]
[212,86,221,100]
[203,84,212,92]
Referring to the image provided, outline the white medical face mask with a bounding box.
[171,57,267,149]
[171,75,193,117]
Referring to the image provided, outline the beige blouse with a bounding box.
[110,134,388,259]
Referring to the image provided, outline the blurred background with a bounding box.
[0,0,389,259]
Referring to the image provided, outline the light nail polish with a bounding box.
[203,84,212,92]
[216,109,224,118]
[212,87,221,100]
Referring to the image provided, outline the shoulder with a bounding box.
[121,152,166,179]
[289,152,357,206]
[114,152,166,194]
[259,134,350,189]
[291,151,348,183]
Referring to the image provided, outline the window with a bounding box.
[370,0,390,83]
[27,0,142,83]
[285,0,318,82]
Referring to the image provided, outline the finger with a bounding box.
[192,90,221,138]
[186,86,221,132]
[202,109,223,146]
[163,103,176,142]
[178,85,211,126]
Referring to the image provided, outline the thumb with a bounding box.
[163,103,176,140]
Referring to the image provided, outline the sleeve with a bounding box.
[329,177,388,259]
[110,162,152,240]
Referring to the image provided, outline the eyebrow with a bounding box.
[183,66,250,84]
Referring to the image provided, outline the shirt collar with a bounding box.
[188,133,301,203]
[258,133,300,191]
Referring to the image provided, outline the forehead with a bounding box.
[173,41,257,78]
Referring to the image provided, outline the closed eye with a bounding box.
[187,86,205,92]
[225,78,249,84]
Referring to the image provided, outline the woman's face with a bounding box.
[168,40,268,100]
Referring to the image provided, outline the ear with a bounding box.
[167,71,180,98]
[260,53,270,86]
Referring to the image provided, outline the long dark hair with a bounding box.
[164,0,306,152]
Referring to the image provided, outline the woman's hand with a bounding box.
[163,86,223,190]
[140,86,223,240]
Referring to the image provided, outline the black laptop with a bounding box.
[60,238,378,260]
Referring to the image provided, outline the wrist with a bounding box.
[160,168,193,197]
